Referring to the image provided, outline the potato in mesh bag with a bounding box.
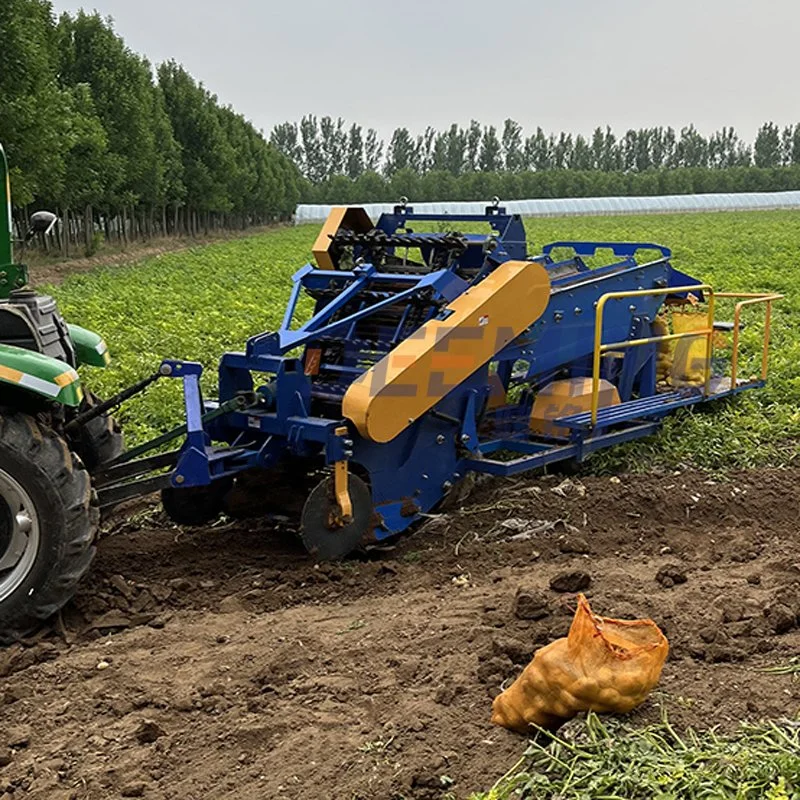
[491,594,668,734]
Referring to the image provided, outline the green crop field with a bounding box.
[49,209,800,470]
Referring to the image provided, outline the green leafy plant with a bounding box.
[469,713,800,800]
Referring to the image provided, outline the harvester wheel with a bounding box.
[222,466,313,520]
[301,473,372,561]
[67,391,124,471]
[0,412,98,643]
[161,478,233,527]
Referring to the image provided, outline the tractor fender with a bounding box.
[0,343,83,406]
[67,324,111,368]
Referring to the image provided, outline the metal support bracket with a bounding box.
[332,425,353,524]
[458,390,480,452]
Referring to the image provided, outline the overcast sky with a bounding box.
[50,0,797,143]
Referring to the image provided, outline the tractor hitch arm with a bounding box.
[64,367,167,434]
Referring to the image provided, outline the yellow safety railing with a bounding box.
[591,285,715,427]
[590,286,783,427]
[716,292,783,386]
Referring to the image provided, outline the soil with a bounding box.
[1,467,799,799]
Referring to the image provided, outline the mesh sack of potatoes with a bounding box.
[652,314,673,383]
[670,311,709,387]
[491,594,669,734]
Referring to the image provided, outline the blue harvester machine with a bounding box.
[94,203,781,559]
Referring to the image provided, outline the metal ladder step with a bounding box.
[556,388,703,430]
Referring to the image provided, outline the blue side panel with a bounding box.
[500,259,672,379]
[349,371,488,539]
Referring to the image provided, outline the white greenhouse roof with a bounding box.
[295,191,800,223]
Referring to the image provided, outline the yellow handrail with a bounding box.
[591,285,714,427]
[590,287,784,427]
[715,292,783,386]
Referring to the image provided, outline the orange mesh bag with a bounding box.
[491,594,669,734]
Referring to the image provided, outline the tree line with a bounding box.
[1,0,302,255]
[4,0,798,254]
[271,116,800,204]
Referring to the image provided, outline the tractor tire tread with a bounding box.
[68,392,124,472]
[0,411,98,643]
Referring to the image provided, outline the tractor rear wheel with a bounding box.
[0,412,98,643]
[67,391,124,471]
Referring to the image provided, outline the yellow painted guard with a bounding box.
[333,460,352,521]
[333,425,352,522]
[343,260,551,443]
[312,207,373,270]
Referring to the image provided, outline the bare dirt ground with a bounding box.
[1,467,799,799]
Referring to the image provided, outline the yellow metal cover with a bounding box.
[343,260,551,443]
[311,207,373,270]
[530,377,620,438]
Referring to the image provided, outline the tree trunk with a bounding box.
[60,209,68,257]
[84,205,93,255]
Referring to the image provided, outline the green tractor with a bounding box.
[0,144,122,642]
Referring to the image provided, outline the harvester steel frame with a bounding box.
[94,202,782,558]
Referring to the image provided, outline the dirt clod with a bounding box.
[134,720,165,745]
[5,727,29,749]
[476,655,515,685]
[109,574,135,600]
[656,565,688,588]
[549,570,591,593]
[0,688,25,706]
[434,678,466,706]
[492,635,532,665]
[120,780,147,797]
[168,577,193,592]
[706,642,749,663]
[765,603,796,635]
[722,598,761,623]
[558,535,591,555]
[512,588,550,620]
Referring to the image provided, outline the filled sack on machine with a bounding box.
[491,594,669,734]
[669,311,709,386]
[652,314,673,383]
[652,310,710,386]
